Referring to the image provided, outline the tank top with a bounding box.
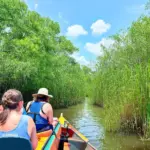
[22,107,27,115]
[27,101,49,131]
[0,115,30,140]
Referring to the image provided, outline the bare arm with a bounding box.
[28,117,38,150]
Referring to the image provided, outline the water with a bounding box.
[53,100,150,150]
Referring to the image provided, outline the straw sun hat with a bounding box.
[32,88,53,98]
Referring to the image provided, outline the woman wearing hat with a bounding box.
[26,88,57,132]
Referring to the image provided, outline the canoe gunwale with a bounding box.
[41,122,60,150]
[40,114,97,150]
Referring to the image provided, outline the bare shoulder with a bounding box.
[26,101,33,110]
[28,116,36,129]
[43,102,52,108]
[27,101,32,105]
[43,103,53,111]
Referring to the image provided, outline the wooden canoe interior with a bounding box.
[36,123,96,150]
[36,130,52,150]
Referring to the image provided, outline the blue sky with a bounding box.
[25,0,148,67]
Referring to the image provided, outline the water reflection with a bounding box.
[54,100,150,150]
[104,132,150,150]
[54,100,104,149]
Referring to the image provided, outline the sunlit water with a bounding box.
[54,100,150,150]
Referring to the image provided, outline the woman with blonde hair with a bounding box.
[0,89,38,150]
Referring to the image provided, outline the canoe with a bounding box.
[36,113,97,150]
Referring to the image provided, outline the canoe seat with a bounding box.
[0,137,32,150]
[37,130,52,138]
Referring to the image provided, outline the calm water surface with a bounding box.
[54,100,150,150]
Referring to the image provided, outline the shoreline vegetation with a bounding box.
[91,1,150,137]
[0,0,93,108]
[1,0,150,139]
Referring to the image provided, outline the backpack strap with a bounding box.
[41,103,49,121]
[26,101,33,113]
[41,103,46,115]
[26,101,37,123]
[27,112,39,123]
[26,101,48,123]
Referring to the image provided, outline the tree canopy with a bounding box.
[0,0,92,108]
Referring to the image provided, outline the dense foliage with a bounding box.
[91,14,150,134]
[0,0,92,108]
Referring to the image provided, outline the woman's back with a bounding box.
[0,111,30,140]
[0,89,38,150]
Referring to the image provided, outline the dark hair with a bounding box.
[0,89,23,125]
[37,95,48,102]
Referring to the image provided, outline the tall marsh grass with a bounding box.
[91,16,150,135]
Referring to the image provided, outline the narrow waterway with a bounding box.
[54,100,150,150]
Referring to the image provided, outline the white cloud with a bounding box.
[85,38,114,56]
[70,52,90,66]
[66,25,88,37]
[91,20,111,35]
[35,3,38,9]
[70,52,96,71]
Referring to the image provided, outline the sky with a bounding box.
[24,0,148,67]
